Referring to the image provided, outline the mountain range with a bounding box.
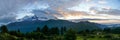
[6,17,107,32]
[5,9,108,32]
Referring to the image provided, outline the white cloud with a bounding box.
[16,12,34,20]
[98,0,107,4]
[0,0,120,24]
[0,0,82,23]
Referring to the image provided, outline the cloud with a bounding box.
[0,13,16,23]
[97,9,120,16]
[45,0,82,8]
[89,7,120,16]
[89,20,120,24]
[55,10,113,20]
[16,12,34,20]
[57,11,89,19]
[98,0,107,4]
[0,0,82,23]
[0,0,34,23]
[0,0,120,24]
[0,0,32,15]
[85,0,92,2]
[87,7,120,20]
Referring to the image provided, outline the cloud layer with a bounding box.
[0,0,120,24]
[0,0,82,23]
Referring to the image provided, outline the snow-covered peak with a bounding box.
[17,15,50,21]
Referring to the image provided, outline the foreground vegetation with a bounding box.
[0,25,120,40]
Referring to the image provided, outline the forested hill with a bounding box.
[6,19,106,32]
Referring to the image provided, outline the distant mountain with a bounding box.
[6,19,106,32]
[105,24,120,27]
[17,9,58,22]
[17,15,49,22]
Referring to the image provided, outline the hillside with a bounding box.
[7,19,104,32]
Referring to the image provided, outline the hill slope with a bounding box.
[7,19,104,32]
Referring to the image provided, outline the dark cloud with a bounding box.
[0,0,82,23]
[0,0,34,23]
[0,14,16,23]
[32,9,57,19]
[97,9,120,16]
[89,7,120,16]
[46,0,82,8]
[0,0,32,15]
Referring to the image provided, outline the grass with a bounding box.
[76,34,117,40]
[77,36,108,40]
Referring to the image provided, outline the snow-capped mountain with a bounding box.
[7,19,104,32]
[17,15,49,21]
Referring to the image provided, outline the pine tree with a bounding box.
[0,25,8,33]
[17,29,20,32]
[49,27,59,35]
[61,27,66,35]
[41,25,49,35]
[64,28,76,40]
[35,27,41,32]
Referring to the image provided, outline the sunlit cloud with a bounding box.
[0,0,120,24]
[85,0,92,2]
[98,0,107,4]
[89,20,120,24]
[101,6,111,10]
[90,10,97,14]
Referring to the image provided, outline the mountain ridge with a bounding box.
[6,19,106,32]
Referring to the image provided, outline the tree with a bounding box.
[61,27,66,35]
[25,32,45,40]
[49,27,59,35]
[0,33,17,40]
[64,28,76,40]
[35,27,41,32]
[0,25,8,33]
[111,27,120,34]
[17,29,20,32]
[103,28,111,33]
[41,25,49,35]
[9,30,24,37]
[54,27,59,35]
[63,27,66,32]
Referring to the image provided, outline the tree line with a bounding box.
[0,25,120,40]
[0,25,76,40]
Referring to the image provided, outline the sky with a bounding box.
[0,0,120,24]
